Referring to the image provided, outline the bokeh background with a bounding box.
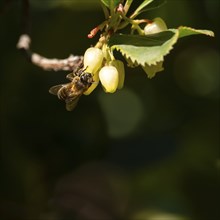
[1,0,219,220]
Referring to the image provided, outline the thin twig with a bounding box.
[17,0,83,72]
[17,34,83,71]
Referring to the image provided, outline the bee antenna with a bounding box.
[82,66,88,72]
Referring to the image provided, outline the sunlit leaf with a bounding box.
[178,26,215,38]
[132,0,154,15]
[131,0,166,18]
[142,61,164,78]
[109,30,179,67]
[109,26,214,77]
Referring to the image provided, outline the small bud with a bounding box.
[83,47,104,73]
[144,17,167,35]
[88,27,100,38]
[110,60,125,89]
[99,66,119,93]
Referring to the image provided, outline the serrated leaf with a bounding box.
[178,26,215,38]
[109,30,179,66]
[131,0,166,18]
[125,57,139,68]
[109,26,214,77]
[101,0,123,9]
[142,61,164,78]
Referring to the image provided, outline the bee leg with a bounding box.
[66,73,75,80]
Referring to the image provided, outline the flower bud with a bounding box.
[144,17,167,35]
[83,47,104,73]
[110,60,125,89]
[99,66,119,93]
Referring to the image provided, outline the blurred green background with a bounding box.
[1,0,219,220]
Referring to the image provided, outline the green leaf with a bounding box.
[133,0,154,14]
[178,26,215,38]
[109,26,214,77]
[131,0,166,18]
[142,61,164,78]
[109,30,179,66]
[101,0,123,9]
[109,31,175,47]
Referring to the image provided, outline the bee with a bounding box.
[49,68,93,111]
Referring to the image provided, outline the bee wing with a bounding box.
[49,84,64,95]
[65,96,81,111]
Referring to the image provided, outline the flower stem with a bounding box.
[124,0,133,15]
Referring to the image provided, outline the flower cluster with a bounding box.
[83,17,168,95]
[83,47,125,95]
[16,0,214,111]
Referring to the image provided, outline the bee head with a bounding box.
[80,72,93,84]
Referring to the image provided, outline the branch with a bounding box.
[17,34,83,71]
[17,0,83,72]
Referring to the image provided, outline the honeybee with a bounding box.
[49,68,93,111]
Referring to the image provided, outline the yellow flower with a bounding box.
[110,60,125,89]
[83,47,103,73]
[83,47,104,95]
[99,66,119,93]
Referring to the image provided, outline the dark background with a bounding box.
[1,0,219,220]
